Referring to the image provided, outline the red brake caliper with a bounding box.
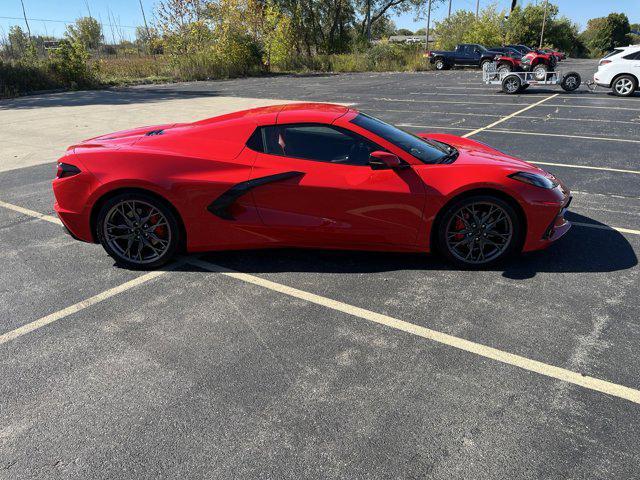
[453,217,465,241]
[150,214,166,239]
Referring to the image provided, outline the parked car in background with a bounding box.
[594,45,640,96]
[427,44,502,70]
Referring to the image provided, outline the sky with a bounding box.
[1,0,639,42]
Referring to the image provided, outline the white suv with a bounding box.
[594,45,640,97]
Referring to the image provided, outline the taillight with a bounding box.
[600,59,612,65]
[56,162,81,179]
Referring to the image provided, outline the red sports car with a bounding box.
[53,103,571,269]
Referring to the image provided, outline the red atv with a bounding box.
[501,45,557,80]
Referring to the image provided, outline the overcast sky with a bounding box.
[1,0,638,42]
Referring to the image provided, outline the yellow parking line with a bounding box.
[0,200,62,225]
[462,94,560,137]
[189,258,640,405]
[0,268,176,345]
[572,222,640,236]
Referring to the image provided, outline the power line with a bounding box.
[0,15,137,29]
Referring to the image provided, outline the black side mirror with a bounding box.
[369,151,404,170]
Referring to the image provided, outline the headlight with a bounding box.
[509,171,558,189]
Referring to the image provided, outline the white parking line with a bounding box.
[375,97,640,111]
[0,268,177,345]
[366,108,640,125]
[189,258,640,405]
[532,161,640,175]
[398,123,640,146]
[487,129,640,144]
[462,94,560,137]
[0,200,62,225]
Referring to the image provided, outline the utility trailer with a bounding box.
[482,62,581,94]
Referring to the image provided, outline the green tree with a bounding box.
[7,25,30,59]
[433,10,476,50]
[395,28,413,36]
[65,17,103,50]
[465,3,506,47]
[49,39,97,87]
[582,13,631,57]
[261,1,296,70]
[505,3,559,47]
[371,16,396,39]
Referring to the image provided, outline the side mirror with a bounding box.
[369,151,404,170]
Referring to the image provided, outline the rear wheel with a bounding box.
[437,195,522,268]
[497,64,512,74]
[502,74,522,94]
[96,192,180,269]
[434,58,446,70]
[612,75,637,97]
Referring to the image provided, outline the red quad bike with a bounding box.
[520,50,557,80]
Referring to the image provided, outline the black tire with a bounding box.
[434,58,447,70]
[532,63,548,80]
[497,63,512,74]
[480,59,491,70]
[436,195,523,269]
[560,72,581,92]
[611,74,637,97]
[502,74,522,94]
[96,192,180,270]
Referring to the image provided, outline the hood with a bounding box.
[420,133,545,173]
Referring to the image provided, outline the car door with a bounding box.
[247,123,426,248]
[454,45,470,65]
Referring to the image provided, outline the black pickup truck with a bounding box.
[427,44,501,70]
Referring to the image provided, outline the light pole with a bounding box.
[475,0,480,18]
[448,0,452,18]
[539,0,549,49]
[425,0,432,52]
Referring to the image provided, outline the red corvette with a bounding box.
[53,103,571,269]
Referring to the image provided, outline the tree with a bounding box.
[433,10,476,49]
[7,25,30,59]
[582,13,631,57]
[65,17,103,50]
[464,3,505,47]
[395,28,413,36]
[261,1,296,70]
[356,0,439,42]
[505,3,559,47]
[371,16,396,39]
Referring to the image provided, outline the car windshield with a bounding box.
[350,113,451,164]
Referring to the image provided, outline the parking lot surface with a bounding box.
[1,59,639,479]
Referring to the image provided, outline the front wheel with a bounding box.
[502,74,522,94]
[96,192,181,269]
[436,195,522,268]
[497,64,512,75]
[532,64,548,81]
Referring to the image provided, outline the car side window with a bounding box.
[623,51,640,60]
[250,124,380,166]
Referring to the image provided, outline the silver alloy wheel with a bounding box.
[445,201,513,264]
[504,77,520,93]
[533,66,547,80]
[435,59,444,70]
[103,200,172,265]
[614,78,634,95]
[564,76,578,89]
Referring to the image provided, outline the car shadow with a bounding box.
[164,212,637,279]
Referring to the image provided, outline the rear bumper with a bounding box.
[54,201,94,242]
